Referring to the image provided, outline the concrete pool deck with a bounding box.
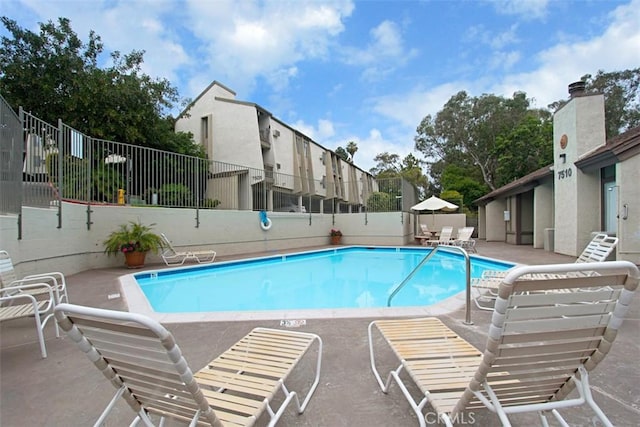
[1,240,639,426]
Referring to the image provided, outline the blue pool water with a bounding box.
[135,247,513,313]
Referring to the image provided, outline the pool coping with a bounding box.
[119,246,517,323]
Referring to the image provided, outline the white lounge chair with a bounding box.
[415,224,433,245]
[472,233,619,310]
[451,227,476,253]
[368,261,639,427]
[160,233,217,266]
[0,250,68,305]
[54,303,323,426]
[1,282,58,358]
[424,226,454,247]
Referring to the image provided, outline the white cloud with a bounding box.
[371,82,467,129]
[488,50,522,71]
[334,128,416,172]
[465,23,520,50]
[491,0,550,19]
[491,0,640,108]
[373,0,640,129]
[340,19,418,81]
[10,0,192,83]
[292,118,336,141]
[184,0,354,97]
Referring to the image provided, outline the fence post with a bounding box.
[56,119,63,228]
[86,136,93,230]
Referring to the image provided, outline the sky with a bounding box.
[1,0,639,172]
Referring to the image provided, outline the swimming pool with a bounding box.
[124,246,513,322]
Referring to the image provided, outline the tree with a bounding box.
[0,17,200,155]
[493,114,553,187]
[370,152,429,198]
[369,152,401,177]
[440,164,489,209]
[334,146,350,162]
[415,91,539,191]
[345,140,358,161]
[548,68,640,138]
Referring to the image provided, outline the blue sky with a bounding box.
[2,0,639,171]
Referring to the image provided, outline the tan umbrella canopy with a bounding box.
[411,196,459,228]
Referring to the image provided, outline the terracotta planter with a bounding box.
[124,251,147,268]
[330,236,342,245]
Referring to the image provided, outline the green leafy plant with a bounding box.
[201,198,221,208]
[103,221,165,255]
[330,228,342,237]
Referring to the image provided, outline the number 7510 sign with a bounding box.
[557,168,573,179]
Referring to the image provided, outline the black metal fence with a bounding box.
[1,95,417,223]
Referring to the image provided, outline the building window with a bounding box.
[201,117,209,145]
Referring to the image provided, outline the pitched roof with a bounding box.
[575,125,640,172]
[474,166,553,205]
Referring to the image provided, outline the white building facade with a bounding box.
[175,81,376,213]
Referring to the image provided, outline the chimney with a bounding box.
[568,81,586,98]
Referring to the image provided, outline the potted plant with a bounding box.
[330,228,342,245]
[103,221,165,268]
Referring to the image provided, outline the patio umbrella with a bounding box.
[411,195,459,227]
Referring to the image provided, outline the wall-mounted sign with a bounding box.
[560,134,568,149]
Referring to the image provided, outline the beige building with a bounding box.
[475,82,640,264]
[174,81,376,213]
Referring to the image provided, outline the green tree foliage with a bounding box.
[366,191,393,212]
[345,140,358,161]
[0,17,201,155]
[493,115,553,187]
[439,189,463,210]
[370,152,429,198]
[415,91,545,191]
[440,164,488,209]
[334,146,350,161]
[548,68,640,138]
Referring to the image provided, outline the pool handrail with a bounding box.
[387,245,473,325]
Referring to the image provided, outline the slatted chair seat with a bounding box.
[0,250,69,305]
[424,226,454,247]
[54,304,323,427]
[471,233,619,310]
[0,283,58,358]
[369,261,639,427]
[160,234,217,266]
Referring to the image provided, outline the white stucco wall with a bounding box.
[1,203,410,277]
[553,94,605,256]
[477,206,486,239]
[212,101,263,170]
[270,122,296,190]
[308,143,326,196]
[532,180,554,248]
[617,157,640,263]
[485,200,507,241]
[174,82,236,139]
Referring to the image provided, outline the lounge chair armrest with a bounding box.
[23,271,66,285]
[1,281,55,299]
[8,275,59,288]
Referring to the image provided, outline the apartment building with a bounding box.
[175,81,376,213]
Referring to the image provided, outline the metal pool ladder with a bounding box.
[387,245,473,325]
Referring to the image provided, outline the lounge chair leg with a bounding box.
[390,370,428,427]
[538,411,551,427]
[573,367,614,427]
[480,382,513,427]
